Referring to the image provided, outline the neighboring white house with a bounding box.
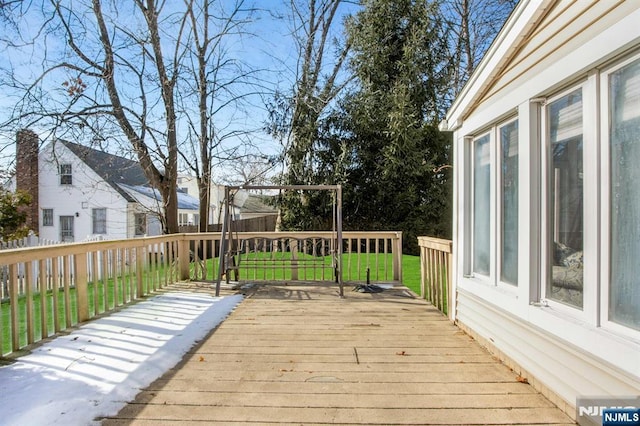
[12,136,201,242]
[176,175,276,225]
[444,0,640,421]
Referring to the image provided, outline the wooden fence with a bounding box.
[418,236,453,317]
[0,230,402,358]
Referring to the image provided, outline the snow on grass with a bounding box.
[0,291,243,425]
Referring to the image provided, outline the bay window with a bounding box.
[462,52,640,336]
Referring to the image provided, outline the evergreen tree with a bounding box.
[338,0,453,253]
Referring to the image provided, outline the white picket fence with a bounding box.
[0,234,61,251]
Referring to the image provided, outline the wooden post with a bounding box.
[39,259,47,339]
[75,253,89,323]
[393,232,402,282]
[10,264,19,352]
[63,255,72,328]
[52,256,60,333]
[178,237,190,281]
[291,239,298,281]
[92,251,99,316]
[25,261,34,344]
[419,245,426,298]
[136,246,144,297]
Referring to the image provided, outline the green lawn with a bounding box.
[0,264,175,354]
[402,255,421,295]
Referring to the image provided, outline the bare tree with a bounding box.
[0,1,264,234]
[218,152,277,187]
[176,0,261,231]
[441,0,518,95]
[268,0,354,185]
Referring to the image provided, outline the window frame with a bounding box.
[466,119,521,293]
[599,53,640,338]
[498,118,520,288]
[134,213,146,236]
[470,131,493,282]
[59,164,72,185]
[92,208,107,235]
[42,208,54,227]
[540,77,598,323]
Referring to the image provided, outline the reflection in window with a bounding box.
[473,134,491,276]
[500,121,518,285]
[610,58,640,330]
[548,89,583,308]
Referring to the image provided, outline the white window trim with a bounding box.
[539,78,598,325]
[465,123,519,297]
[60,164,72,185]
[92,208,107,235]
[470,131,493,284]
[599,53,640,339]
[497,117,520,290]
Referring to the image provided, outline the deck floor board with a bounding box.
[102,283,575,425]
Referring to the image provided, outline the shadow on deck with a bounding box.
[102,282,575,425]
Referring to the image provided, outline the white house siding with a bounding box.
[38,142,130,241]
[448,0,640,416]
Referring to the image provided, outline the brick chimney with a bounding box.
[15,129,39,233]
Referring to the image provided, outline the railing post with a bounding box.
[9,264,19,352]
[291,239,298,281]
[393,232,402,282]
[75,253,89,323]
[178,236,190,281]
[447,242,453,321]
[419,243,426,298]
[136,245,144,297]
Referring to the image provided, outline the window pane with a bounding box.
[473,134,491,276]
[60,216,74,242]
[610,58,640,330]
[501,121,518,285]
[134,213,146,236]
[60,164,72,185]
[548,89,583,308]
[92,208,107,234]
[43,209,53,227]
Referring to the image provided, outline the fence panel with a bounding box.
[418,236,452,316]
[0,231,402,358]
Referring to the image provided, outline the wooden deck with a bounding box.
[102,282,575,425]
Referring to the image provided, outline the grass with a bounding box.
[402,255,421,295]
[197,251,424,294]
[0,264,175,354]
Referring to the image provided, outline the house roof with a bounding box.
[118,184,200,211]
[241,194,277,214]
[445,0,555,129]
[59,140,151,202]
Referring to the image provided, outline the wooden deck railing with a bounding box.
[0,231,402,357]
[418,236,453,316]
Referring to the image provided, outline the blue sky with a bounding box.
[0,1,359,183]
